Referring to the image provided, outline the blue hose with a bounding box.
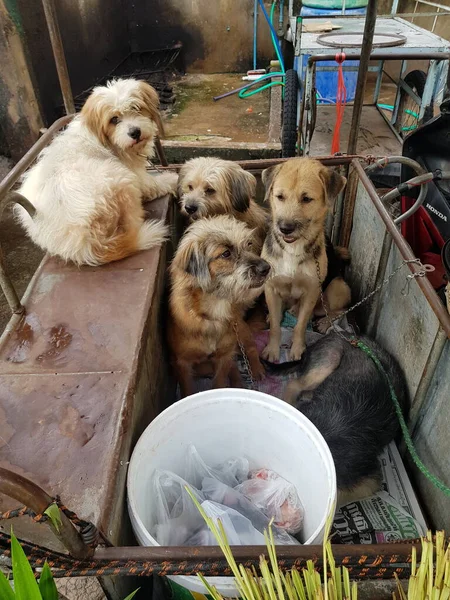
[258,0,285,73]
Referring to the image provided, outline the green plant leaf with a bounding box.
[0,569,15,600]
[43,504,62,533]
[10,532,42,600]
[38,563,58,600]
[122,590,139,600]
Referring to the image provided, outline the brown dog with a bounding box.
[261,158,350,362]
[177,157,267,252]
[168,215,270,397]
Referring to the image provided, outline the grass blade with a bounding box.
[38,563,58,600]
[10,532,41,600]
[122,592,140,600]
[0,570,15,600]
[43,504,62,534]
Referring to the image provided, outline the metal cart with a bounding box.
[285,12,450,155]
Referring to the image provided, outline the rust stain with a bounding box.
[7,321,34,363]
[36,324,73,365]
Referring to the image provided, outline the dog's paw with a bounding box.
[156,171,179,195]
[289,342,305,361]
[261,343,280,363]
[250,358,266,381]
[315,316,331,334]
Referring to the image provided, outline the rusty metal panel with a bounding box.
[0,197,173,559]
[410,339,450,530]
[346,180,387,328]
[372,243,440,403]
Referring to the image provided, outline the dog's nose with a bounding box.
[128,127,141,140]
[184,203,198,215]
[255,259,270,277]
[278,220,296,235]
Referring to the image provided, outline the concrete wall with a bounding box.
[14,0,129,123]
[125,0,283,73]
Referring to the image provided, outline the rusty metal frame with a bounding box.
[1,158,449,576]
[0,468,92,559]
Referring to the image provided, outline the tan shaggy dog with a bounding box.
[261,158,351,362]
[177,157,267,252]
[168,215,271,397]
[17,78,177,266]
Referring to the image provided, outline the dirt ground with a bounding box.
[163,73,271,143]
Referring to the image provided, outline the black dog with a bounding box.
[264,333,408,503]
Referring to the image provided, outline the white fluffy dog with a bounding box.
[17,78,177,266]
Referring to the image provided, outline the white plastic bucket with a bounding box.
[127,389,336,597]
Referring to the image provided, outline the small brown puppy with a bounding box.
[177,157,267,252]
[261,158,350,362]
[168,215,270,397]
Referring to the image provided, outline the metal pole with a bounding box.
[347,0,378,156]
[41,0,75,114]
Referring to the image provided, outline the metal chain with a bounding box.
[232,320,255,389]
[315,257,432,332]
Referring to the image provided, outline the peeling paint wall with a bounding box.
[125,0,285,73]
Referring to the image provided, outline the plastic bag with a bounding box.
[151,469,205,546]
[186,500,267,546]
[201,477,300,544]
[185,445,249,489]
[235,469,304,534]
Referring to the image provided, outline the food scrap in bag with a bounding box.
[236,468,304,534]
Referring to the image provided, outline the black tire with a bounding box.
[282,69,299,158]
[396,69,429,138]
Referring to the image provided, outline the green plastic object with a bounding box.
[302,0,368,9]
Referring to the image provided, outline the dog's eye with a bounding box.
[221,249,231,258]
[205,187,215,195]
[188,184,193,191]
[276,193,285,201]
[110,116,120,125]
[302,196,313,204]
[247,241,253,248]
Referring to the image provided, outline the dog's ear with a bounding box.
[320,167,347,204]
[136,80,165,138]
[261,164,281,202]
[173,239,210,288]
[81,90,109,146]
[227,168,256,213]
[177,163,187,199]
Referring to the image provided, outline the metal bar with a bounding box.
[307,52,449,63]
[156,155,371,174]
[0,467,91,559]
[419,59,438,121]
[0,115,73,200]
[154,137,168,167]
[93,541,422,564]
[0,192,37,313]
[412,0,450,11]
[373,60,385,104]
[297,11,450,17]
[353,159,450,337]
[41,0,75,115]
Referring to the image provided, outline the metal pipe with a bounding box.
[307,51,449,64]
[41,0,75,115]
[0,467,91,559]
[350,0,378,156]
[353,159,450,337]
[93,541,422,566]
[0,115,73,200]
[365,155,426,175]
[0,192,37,313]
[156,155,374,173]
[154,137,168,167]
